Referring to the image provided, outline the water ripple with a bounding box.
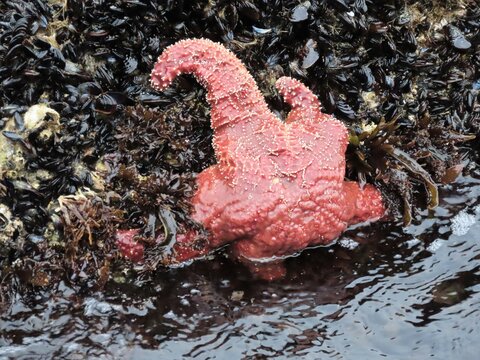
[1,176,480,359]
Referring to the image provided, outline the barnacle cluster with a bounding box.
[0,0,478,294]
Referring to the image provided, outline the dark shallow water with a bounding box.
[1,174,480,359]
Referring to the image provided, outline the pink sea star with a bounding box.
[117,38,385,279]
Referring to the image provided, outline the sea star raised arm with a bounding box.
[117,38,385,278]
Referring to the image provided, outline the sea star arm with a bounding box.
[342,181,386,224]
[275,76,323,124]
[150,39,280,164]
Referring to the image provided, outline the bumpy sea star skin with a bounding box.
[118,38,385,277]
[116,229,144,263]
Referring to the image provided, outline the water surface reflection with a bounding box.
[1,176,479,359]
